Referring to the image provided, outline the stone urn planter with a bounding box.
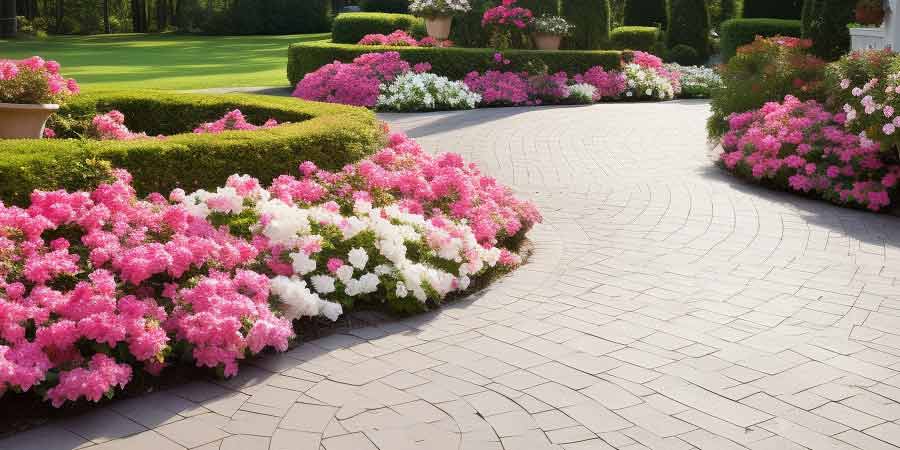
[533,33,562,50]
[0,103,59,139]
[425,16,453,40]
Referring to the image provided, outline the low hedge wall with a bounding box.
[287,40,625,85]
[331,12,424,44]
[609,26,661,51]
[720,18,803,61]
[0,92,382,205]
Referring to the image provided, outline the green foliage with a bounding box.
[518,0,561,15]
[623,0,667,28]
[668,44,701,64]
[331,12,424,44]
[361,0,411,13]
[707,36,826,137]
[287,40,624,84]
[0,92,382,205]
[562,0,611,49]
[720,0,741,22]
[667,0,711,61]
[210,0,332,34]
[720,18,802,61]
[609,26,660,50]
[801,0,819,36]
[742,0,803,19]
[805,0,854,60]
[449,0,493,47]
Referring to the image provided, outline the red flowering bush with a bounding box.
[709,35,826,136]
[719,95,900,210]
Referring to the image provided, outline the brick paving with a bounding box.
[5,101,900,449]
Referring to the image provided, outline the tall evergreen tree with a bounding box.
[561,0,610,49]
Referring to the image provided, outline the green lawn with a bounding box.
[0,33,329,91]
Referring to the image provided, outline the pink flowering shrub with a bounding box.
[0,56,79,105]
[719,95,900,211]
[0,131,540,407]
[482,0,533,29]
[194,109,279,134]
[463,70,532,105]
[293,52,412,107]
[574,66,627,100]
[91,110,149,140]
[357,30,454,47]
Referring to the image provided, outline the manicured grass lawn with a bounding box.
[0,33,329,91]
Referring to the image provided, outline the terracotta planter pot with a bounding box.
[533,33,562,50]
[0,103,59,139]
[425,16,453,40]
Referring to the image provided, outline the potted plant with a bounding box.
[409,0,472,40]
[0,56,79,139]
[855,0,885,26]
[530,14,574,50]
[482,0,534,50]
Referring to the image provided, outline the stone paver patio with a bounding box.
[6,101,900,450]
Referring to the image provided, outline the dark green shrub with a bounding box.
[720,18,802,61]
[518,0,561,15]
[668,44,701,64]
[609,26,660,50]
[331,12,423,44]
[0,92,382,205]
[226,0,332,34]
[707,36,826,137]
[801,0,819,35]
[623,0,667,28]
[287,40,624,84]
[562,0,611,49]
[720,0,740,22]
[449,0,492,47]
[805,0,854,60]
[361,0,409,13]
[667,0,710,61]
[743,0,802,19]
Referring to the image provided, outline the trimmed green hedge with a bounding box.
[287,40,624,84]
[562,0,611,49]
[668,0,711,63]
[720,18,802,61]
[609,26,661,51]
[331,12,423,44]
[0,92,382,205]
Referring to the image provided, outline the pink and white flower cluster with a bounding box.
[482,0,533,29]
[91,110,149,140]
[88,109,279,141]
[358,30,454,48]
[720,95,900,210]
[193,109,279,134]
[293,52,427,107]
[0,56,79,105]
[0,131,539,407]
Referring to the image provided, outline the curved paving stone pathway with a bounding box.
[7,101,900,450]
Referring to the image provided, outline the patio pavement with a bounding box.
[5,101,900,450]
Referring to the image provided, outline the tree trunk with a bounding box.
[103,0,110,33]
[54,0,62,33]
[0,0,16,38]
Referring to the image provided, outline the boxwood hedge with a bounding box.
[609,26,661,51]
[720,18,803,61]
[0,92,383,205]
[287,40,624,85]
[331,12,424,44]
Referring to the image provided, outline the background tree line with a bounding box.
[5,0,334,35]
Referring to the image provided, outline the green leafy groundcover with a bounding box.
[287,40,625,85]
[0,91,383,205]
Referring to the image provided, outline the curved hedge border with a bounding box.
[332,12,424,44]
[720,18,802,61]
[288,40,625,85]
[0,92,383,205]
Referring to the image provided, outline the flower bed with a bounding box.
[719,95,899,210]
[0,92,382,205]
[0,131,540,408]
[294,49,697,110]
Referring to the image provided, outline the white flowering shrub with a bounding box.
[664,63,722,98]
[623,63,675,100]
[378,72,481,112]
[567,83,596,104]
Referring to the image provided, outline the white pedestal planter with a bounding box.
[0,103,59,139]
[850,26,888,51]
